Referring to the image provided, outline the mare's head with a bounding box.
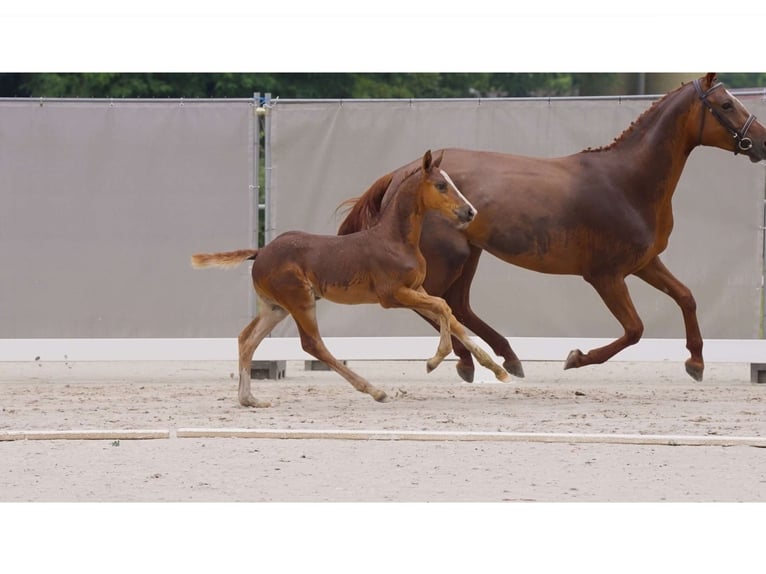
[694,73,766,163]
[417,149,477,227]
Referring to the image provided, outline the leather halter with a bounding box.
[693,79,755,153]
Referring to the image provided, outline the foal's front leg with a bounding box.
[390,287,455,372]
[392,287,510,382]
[443,316,511,382]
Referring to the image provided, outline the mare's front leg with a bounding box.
[564,274,643,370]
[634,256,704,381]
[237,299,289,407]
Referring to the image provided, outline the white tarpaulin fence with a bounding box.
[267,95,766,341]
[2,92,765,363]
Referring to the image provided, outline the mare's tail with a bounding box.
[191,249,259,269]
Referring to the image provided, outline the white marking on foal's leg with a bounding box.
[426,313,452,373]
[448,317,510,382]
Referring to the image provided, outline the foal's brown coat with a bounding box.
[193,150,509,407]
[339,73,766,383]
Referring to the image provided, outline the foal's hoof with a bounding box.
[426,358,442,373]
[456,363,475,383]
[240,396,272,408]
[685,360,704,382]
[504,359,525,379]
[374,391,391,403]
[564,349,584,370]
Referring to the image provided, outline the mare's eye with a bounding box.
[435,182,447,192]
[722,101,733,111]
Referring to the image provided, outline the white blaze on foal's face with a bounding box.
[440,169,477,215]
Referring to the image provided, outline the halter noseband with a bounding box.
[693,79,755,153]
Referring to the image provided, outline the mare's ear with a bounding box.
[432,150,444,169]
[704,73,718,88]
[422,149,433,171]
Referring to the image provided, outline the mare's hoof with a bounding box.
[685,360,704,382]
[564,349,584,370]
[456,363,475,383]
[504,359,525,379]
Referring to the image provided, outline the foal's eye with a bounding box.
[435,182,447,192]
[721,101,733,111]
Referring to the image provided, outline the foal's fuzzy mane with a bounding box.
[336,164,421,235]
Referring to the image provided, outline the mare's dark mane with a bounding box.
[582,81,687,153]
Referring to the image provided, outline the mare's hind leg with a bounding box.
[237,296,289,407]
[440,245,524,382]
[565,274,643,370]
[634,256,704,381]
[289,298,389,403]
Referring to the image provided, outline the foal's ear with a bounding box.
[422,149,433,171]
[703,73,718,88]
[432,150,444,169]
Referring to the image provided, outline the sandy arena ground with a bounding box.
[1,358,765,502]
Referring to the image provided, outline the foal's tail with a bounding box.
[190,249,259,269]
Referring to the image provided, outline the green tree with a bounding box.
[2,72,764,100]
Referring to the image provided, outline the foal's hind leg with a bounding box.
[237,297,289,407]
[634,256,704,381]
[289,299,389,403]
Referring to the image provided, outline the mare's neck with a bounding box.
[605,82,700,157]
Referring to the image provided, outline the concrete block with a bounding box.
[251,360,286,380]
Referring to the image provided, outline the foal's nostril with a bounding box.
[459,206,475,222]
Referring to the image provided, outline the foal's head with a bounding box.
[417,149,477,227]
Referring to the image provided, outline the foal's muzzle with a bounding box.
[456,205,476,224]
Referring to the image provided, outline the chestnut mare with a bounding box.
[338,73,766,383]
[192,150,510,408]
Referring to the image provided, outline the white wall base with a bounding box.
[2,337,765,363]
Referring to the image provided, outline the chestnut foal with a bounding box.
[192,150,509,407]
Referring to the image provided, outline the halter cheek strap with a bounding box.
[693,79,755,153]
